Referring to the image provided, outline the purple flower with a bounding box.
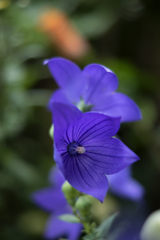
[108,167,145,201]
[31,167,82,240]
[50,102,139,202]
[45,57,141,122]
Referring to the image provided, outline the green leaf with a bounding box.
[59,214,80,223]
[82,231,98,240]
[96,212,119,238]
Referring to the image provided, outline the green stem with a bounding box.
[63,185,97,237]
[72,207,93,234]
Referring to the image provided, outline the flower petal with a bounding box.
[48,166,65,187]
[50,102,82,143]
[48,89,71,110]
[108,167,145,201]
[31,187,66,212]
[93,92,142,122]
[82,64,118,105]
[63,154,109,202]
[44,214,82,240]
[44,57,83,103]
[73,112,120,144]
[84,138,139,175]
[54,143,66,176]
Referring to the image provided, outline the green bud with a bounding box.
[75,196,92,216]
[140,210,160,240]
[62,181,78,200]
[49,125,54,139]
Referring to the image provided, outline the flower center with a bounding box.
[76,98,93,113]
[67,142,85,156]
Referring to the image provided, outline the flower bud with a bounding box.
[49,125,54,139]
[62,181,78,200]
[75,195,92,216]
[140,210,160,240]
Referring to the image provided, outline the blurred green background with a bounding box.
[1,0,160,239]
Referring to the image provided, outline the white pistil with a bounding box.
[76,146,85,154]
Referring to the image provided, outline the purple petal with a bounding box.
[44,214,82,240]
[93,92,142,122]
[108,167,145,201]
[63,154,109,201]
[54,138,110,201]
[84,138,139,175]
[73,112,120,145]
[54,143,66,176]
[31,187,66,212]
[44,57,83,103]
[82,64,118,105]
[48,89,71,110]
[44,57,81,88]
[50,103,82,143]
[48,166,65,187]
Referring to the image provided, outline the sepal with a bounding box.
[59,214,80,223]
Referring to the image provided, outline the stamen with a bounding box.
[76,146,85,154]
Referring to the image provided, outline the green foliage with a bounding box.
[96,213,119,239]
